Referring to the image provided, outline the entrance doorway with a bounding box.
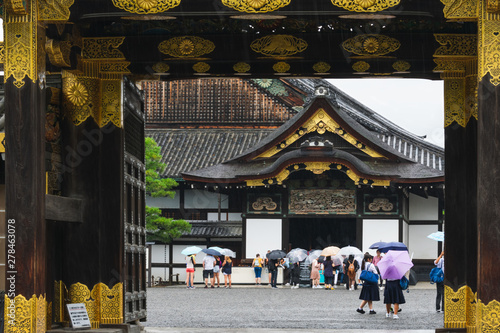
[289,217,356,251]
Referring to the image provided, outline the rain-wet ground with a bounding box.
[143,282,442,331]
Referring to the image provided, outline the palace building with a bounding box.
[145,78,444,284]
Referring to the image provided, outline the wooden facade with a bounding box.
[1,1,500,332]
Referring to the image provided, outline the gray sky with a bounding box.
[328,78,444,148]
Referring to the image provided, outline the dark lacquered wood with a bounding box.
[45,194,84,223]
[4,77,46,296]
[444,118,477,291]
[477,77,500,303]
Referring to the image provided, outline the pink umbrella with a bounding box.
[377,250,414,280]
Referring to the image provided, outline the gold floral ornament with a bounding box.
[66,82,89,106]
[331,0,400,12]
[363,37,379,53]
[392,60,411,72]
[112,0,181,14]
[353,61,370,72]
[152,62,170,73]
[159,36,215,58]
[313,62,331,73]
[251,35,308,57]
[222,0,291,13]
[233,62,251,73]
[4,0,28,15]
[273,61,290,73]
[342,34,400,56]
[193,62,210,73]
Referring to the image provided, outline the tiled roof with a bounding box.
[142,79,302,126]
[146,128,274,178]
[182,221,242,238]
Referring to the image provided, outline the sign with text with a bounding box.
[66,303,91,329]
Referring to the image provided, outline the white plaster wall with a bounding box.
[151,244,168,263]
[409,194,439,221]
[184,190,229,209]
[246,219,282,259]
[408,225,439,259]
[146,192,180,208]
[362,219,399,255]
[207,212,242,221]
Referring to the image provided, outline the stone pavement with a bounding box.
[143,282,443,332]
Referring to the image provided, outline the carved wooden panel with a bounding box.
[289,189,356,214]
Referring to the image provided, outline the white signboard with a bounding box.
[66,303,91,329]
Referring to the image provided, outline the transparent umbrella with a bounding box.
[286,248,308,263]
[427,231,444,242]
[219,248,236,258]
[337,245,363,257]
[305,249,322,265]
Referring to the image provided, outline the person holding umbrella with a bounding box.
[356,253,380,314]
[222,256,233,288]
[434,251,445,313]
[203,254,216,288]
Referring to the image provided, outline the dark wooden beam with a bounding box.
[45,194,84,223]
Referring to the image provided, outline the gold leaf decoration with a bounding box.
[313,62,331,73]
[5,0,28,15]
[45,39,72,68]
[0,42,5,65]
[273,61,290,73]
[152,62,170,73]
[82,37,126,60]
[222,0,291,13]
[233,62,251,73]
[440,0,478,20]
[352,61,370,72]
[434,34,477,57]
[193,62,210,73]
[159,36,215,58]
[331,0,399,12]
[479,15,500,86]
[66,81,89,106]
[342,34,400,56]
[112,0,181,14]
[39,0,75,22]
[251,35,308,57]
[392,60,411,72]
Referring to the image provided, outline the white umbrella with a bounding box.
[181,246,202,256]
[219,248,237,258]
[338,245,363,257]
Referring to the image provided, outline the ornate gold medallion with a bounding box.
[352,61,370,72]
[112,0,181,14]
[273,61,290,73]
[66,82,89,106]
[251,35,308,57]
[233,62,251,73]
[222,0,291,13]
[331,0,399,12]
[313,62,331,73]
[159,36,215,58]
[343,34,400,56]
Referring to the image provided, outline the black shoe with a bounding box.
[356,308,365,314]
[369,310,376,315]
[204,286,208,289]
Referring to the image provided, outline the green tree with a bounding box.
[145,137,191,243]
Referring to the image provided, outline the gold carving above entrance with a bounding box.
[440,0,478,21]
[289,189,356,214]
[331,0,399,12]
[255,108,385,159]
[221,0,291,13]
[246,161,391,187]
[251,35,308,58]
[342,34,400,57]
[159,36,215,58]
[112,0,182,14]
[252,197,278,211]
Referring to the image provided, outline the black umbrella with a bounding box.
[266,250,286,259]
[202,248,221,256]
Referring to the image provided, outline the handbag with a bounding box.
[430,267,444,283]
[400,276,409,290]
[360,264,379,284]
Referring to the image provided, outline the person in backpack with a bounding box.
[252,254,264,285]
[356,253,380,314]
[345,255,359,291]
[434,251,445,313]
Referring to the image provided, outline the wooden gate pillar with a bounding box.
[434,34,478,332]
[475,1,500,331]
[3,1,50,331]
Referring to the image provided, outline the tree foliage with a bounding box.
[145,137,191,243]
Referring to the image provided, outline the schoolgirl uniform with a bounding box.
[359,262,380,301]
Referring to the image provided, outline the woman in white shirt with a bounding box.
[185,255,196,289]
[356,253,380,315]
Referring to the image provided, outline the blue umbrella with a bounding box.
[181,246,202,256]
[378,241,408,253]
[427,231,444,242]
[369,241,386,249]
[202,248,221,256]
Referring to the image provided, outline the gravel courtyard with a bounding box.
[144,284,443,330]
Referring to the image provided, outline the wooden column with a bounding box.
[434,34,478,332]
[476,1,500,331]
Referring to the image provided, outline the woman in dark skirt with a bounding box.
[384,275,406,319]
[356,253,380,315]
